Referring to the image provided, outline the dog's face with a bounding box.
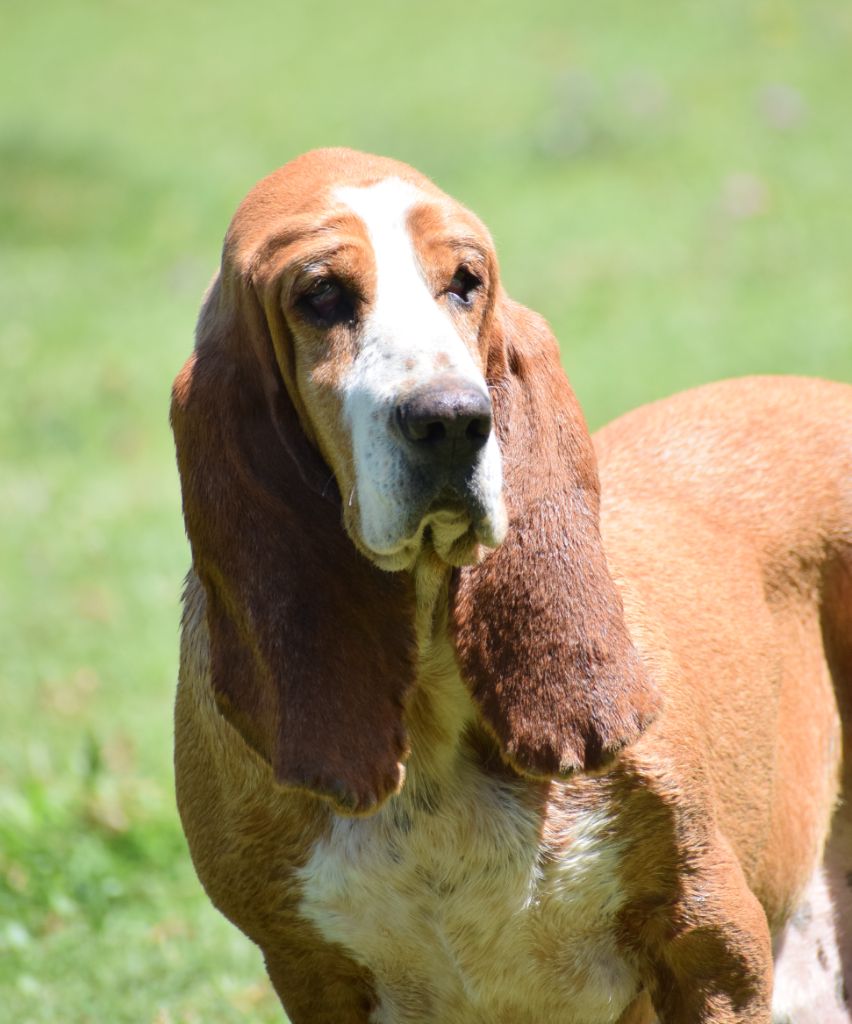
[237,155,507,570]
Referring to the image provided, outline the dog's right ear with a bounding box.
[171,272,417,816]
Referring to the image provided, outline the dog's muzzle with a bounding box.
[348,371,505,569]
[387,374,501,564]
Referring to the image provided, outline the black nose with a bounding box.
[395,379,492,459]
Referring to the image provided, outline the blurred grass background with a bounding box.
[1,0,850,1020]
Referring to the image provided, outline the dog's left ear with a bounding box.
[452,298,659,778]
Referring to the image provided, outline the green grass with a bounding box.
[1,0,850,1020]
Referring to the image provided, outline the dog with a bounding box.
[171,148,851,1023]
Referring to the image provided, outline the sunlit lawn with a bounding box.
[2,1,850,1020]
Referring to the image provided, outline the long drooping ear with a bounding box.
[171,274,417,815]
[452,298,659,778]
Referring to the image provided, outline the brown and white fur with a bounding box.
[171,148,852,1023]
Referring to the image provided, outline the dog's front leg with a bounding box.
[264,948,379,1024]
[645,832,774,1023]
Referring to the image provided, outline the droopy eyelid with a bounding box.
[449,249,489,287]
[283,262,364,310]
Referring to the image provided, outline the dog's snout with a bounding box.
[395,379,492,458]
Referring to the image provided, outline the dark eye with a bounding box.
[446,266,481,306]
[296,278,356,326]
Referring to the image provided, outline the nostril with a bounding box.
[424,420,447,443]
[466,415,491,443]
[395,405,449,444]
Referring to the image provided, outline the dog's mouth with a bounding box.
[354,484,507,572]
[421,504,479,567]
[422,488,505,563]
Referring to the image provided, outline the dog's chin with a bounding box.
[350,498,508,574]
[428,505,508,568]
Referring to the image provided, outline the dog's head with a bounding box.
[217,149,506,569]
[172,149,657,814]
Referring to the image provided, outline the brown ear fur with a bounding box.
[171,274,417,816]
[452,298,659,777]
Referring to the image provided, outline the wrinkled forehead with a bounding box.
[225,152,493,281]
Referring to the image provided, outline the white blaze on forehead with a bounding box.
[335,177,423,324]
[333,177,482,382]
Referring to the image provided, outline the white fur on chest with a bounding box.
[297,756,638,1024]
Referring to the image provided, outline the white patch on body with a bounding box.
[297,661,638,1024]
[334,178,505,569]
[772,862,852,1024]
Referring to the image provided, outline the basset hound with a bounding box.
[171,148,852,1024]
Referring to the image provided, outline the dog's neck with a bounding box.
[404,552,494,796]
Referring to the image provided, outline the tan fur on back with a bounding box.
[596,377,851,917]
